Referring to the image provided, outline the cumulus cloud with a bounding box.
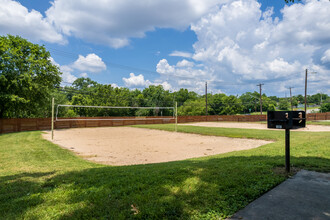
[80,72,88,78]
[72,53,106,73]
[122,73,172,90]
[49,57,77,84]
[51,54,107,85]
[60,65,77,84]
[321,49,330,64]
[176,59,195,67]
[169,51,193,58]
[156,59,175,74]
[163,0,330,94]
[0,0,64,43]
[123,73,151,88]
[110,83,121,88]
[266,58,301,77]
[155,58,212,93]
[45,0,224,48]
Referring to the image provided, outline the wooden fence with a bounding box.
[306,112,330,121]
[0,113,329,134]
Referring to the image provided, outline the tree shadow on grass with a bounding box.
[0,171,55,219]
[3,155,327,219]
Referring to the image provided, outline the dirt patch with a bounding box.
[42,127,272,166]
[182,122,330,132]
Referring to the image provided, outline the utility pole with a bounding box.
[205,82,208,117]
[289,87,294,111]
[257,83,264,115]
[304,69,317,115]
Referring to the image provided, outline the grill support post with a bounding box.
[285,128,290,173]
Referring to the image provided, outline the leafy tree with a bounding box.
[320,103,330,113]
[307,93,329,105]
[69,80,133,117]
[50,89,77,117]
[268,104,276,111]
[173,88,198,106]
[221,95,242,115]
[239,92,257,113]
[72,77,98,90]
[0,35,61,118]
[239,91,274,113]
[141,85,173,116]
[295,94,304,104]
[178,99,205,116]
[278,99,290,110]
[291,97,298,107]
[208,93,226,115]
[268,96,279,102]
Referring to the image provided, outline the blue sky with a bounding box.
[1,0,329,96]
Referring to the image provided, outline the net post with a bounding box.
[51,97,54,140]
[175,102,178,132]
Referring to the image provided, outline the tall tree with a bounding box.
[0,35,61,118]
[208,93,226,115]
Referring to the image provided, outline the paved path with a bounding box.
[229,170,330,220]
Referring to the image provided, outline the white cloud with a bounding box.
[72,53,106,73]
[49,57,77,84]
[122,73,173,90]
[80,73,88,78]
[49,57,59,67]
[176,59,195,68]
[169,51,193,58]
[60,65,77,84]
[153,81,172,90]
[123,73,151,88]
[110,83,121,88]
[0,0,64,43]
[179,0,330,94]
[321,49,330,64]
[60,65,77,83]
[156,59,175,74]
[267,58,300,77]
[45,0,224,48]
[155,58,211,93]
[156,58,208,83]
[53,54,106,83]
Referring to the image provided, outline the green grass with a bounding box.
[249,112,267,115]
[0,127,329,219]
[307,120,330,126]
[242,120,330,126]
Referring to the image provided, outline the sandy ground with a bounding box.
[181,122,330,132]
[42,127,272,166]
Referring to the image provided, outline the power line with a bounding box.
[48,47,276,87]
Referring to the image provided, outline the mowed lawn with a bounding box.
[0,126,329,219]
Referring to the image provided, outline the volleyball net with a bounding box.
[55,104,176,121]
[51,102,178,139]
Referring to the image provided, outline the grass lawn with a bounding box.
[307,120,330,126]
[247,120,330,126]
[0,126,329,219]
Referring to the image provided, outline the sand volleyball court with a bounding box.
[43,127,272,166]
